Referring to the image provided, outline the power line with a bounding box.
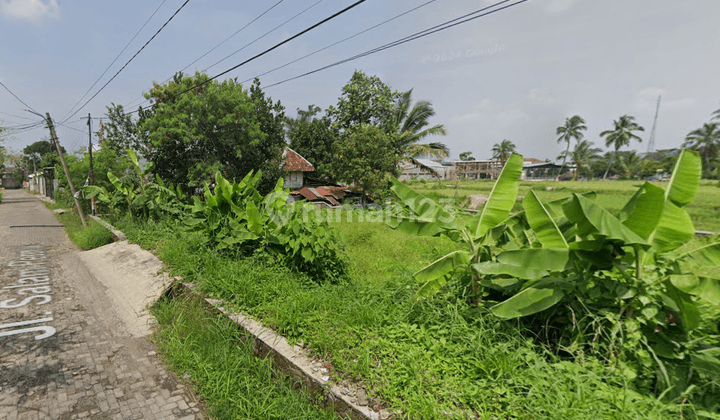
[121,0,287,110]
[124,0,322,110]
[60,0,170,123]
[241,0,439,85]
[130,0,368,115]
[0,81,40,115]
[264,0,527,89]
[178,0,286,76]
[0,110,35,121]
[61,0,192,125]
[204,0,326,72]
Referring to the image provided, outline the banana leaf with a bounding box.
[469,153,523,240]
[563,194,647,246]
[472,261,548,280]
[665,149,701,207]
[620,182,665,240]
[414,251,471,298]
[490,278,571,319]
[524,190,568,248]
[496,248,570,271]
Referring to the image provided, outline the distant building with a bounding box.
[522,162,565,180]
[281,147,315,189]
[453,160,502,179]
[399,159,447,181]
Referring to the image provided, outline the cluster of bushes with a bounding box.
[389,150,720,410]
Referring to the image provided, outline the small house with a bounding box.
[281,147,315,189]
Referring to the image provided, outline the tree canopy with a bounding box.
[285,105,337,181]
[137,73,285,193]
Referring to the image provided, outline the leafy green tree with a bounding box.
[137,73,286,194]
[331,125,398,199]
[491,139,516,166]
[327,70,398,134]
[103,103,139,157]
[557,139,601,180]
[600,115,644,179]
[390,89,448,158]
[459,151,475,161]
[22,139,64,173]
[683,122,719,178]
[285,105,338,180]
[712,102,720,121]
[556,115,587,172]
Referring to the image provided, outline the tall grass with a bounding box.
[48,205,113,250]
[116,215,697,419]
[151,295,338,420]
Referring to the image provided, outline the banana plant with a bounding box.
[388,153,524,299]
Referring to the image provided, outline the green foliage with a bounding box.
[186,171,345,279]
[390,149,720,407]
[102,103,139,157]
[285,105,337,181]
[137,73,285,194]
[327,70,398,134]
[53,211,113,250]
[84,148,186,218]
[151,295,337,419]
[117,215,691,419]
[331,125,399,199]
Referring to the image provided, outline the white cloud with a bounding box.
[0,0,60,24]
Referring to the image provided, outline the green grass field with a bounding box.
[406,179,720,232]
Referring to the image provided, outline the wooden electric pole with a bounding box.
[45,112,87,226]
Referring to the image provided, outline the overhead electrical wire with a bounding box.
[0,80,41,116]
[203,0,326,73]
[264,0,527,89]
[60,0,170,123]
[122,0,288,110]
[124,0,323,110]
[241,0,438,85]
[126,0,368,115]
[61,0,193,125]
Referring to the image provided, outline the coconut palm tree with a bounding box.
[491,139,516,166]
[712,103,720,121]
[600,115,644,179]
[556,115,587,172]
[390,89,448,159]
[683,122,720,175]
[557,140,601,180]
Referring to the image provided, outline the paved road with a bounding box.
[0,189,205,420]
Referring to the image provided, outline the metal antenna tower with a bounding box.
[646,95,661,154]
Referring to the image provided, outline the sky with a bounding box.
[1,0,719,162]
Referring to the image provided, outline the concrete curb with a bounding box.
[163,282,392,420]
[89,215,127,241]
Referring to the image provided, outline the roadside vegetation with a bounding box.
[44,197,113,250]
[78,146,717,419]
[152,295,337,420]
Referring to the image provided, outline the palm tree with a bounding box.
[391,89,448,158]
[600,115,644,179]
[556,115,587,172]
[683,122,720,174]
[557,140,601,180]
[491,139,516,166]
[712,103,720,121]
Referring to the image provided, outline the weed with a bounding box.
[151,295,338,420]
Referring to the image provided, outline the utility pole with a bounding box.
[86,113,95,215]
[45,113,86,227]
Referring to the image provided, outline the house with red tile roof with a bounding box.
[282,147,315,189]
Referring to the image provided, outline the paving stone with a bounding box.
[0,190,205,419]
